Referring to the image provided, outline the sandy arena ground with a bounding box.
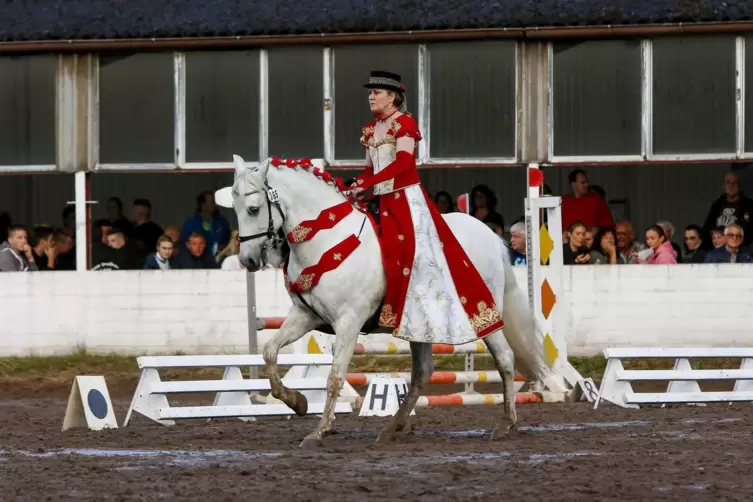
[2,382,753,501]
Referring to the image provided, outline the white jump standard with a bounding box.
[595,347,753,408]
[124,354,351,426]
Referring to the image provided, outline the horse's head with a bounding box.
[213,155,282,271]
[215,154,329,271]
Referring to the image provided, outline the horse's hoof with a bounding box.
[491,423,516,441]
[374,431,396,445]
[299,437,323,449]
[290,391,309,417]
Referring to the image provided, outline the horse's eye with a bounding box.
[247,207,260,216]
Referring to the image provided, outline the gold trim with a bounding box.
[293,273,315,292]
[469,301,502,334]
[290,225,312,243]
[379,304,397,327]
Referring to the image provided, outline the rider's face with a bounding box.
[368,89,395,115]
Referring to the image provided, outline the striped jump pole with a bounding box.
[347,371,527,387]
[417,393,542,407]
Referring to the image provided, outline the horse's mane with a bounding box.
[266,157,349,201]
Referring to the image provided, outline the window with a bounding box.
[0,56,55,166]
[652,36,736,155]
[99,53,175,164]
[267,48,323,159]
[333,44,418,160]
[428,41,516,159]
[185,51,260,163]
[552,40,642,157]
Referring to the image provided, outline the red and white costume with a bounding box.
[355,111,504,345]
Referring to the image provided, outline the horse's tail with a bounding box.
[498,241,552,382]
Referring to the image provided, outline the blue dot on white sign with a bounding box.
[87,389,109,420]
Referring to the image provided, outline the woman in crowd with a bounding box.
[637,224,678,264]
[433,191,455,214]
[682,224,707,263]
[563,221,598,265]
[588,227,618,264]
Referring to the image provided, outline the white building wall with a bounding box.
[1,265,751,357]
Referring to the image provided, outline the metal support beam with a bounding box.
[56,53,98,172]
[518,42,551,163]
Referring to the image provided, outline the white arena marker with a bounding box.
[62,376,118,432]
[359,376,415,417]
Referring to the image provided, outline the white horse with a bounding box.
[216,155,553,448]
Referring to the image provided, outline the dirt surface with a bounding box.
[2,382,753,502]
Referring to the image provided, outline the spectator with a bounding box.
[181,190,231,257]
[702,171,753,246]
[563,221,597,265]
[175,232,219,269]
[53,229,75,270]
[218,231,245,270]
[434,191,455,214]
[589,227,618,265]
[144,235,175,270]
[0,211,11,242]
[657,220,683,260]
[682,224,707,263]
[91,228,140,270]
[30,226,57,270]
[470,184,505,230]
[615,221,646,264]
[704,224,753,263]
[710,225,726,249]
[486,221,504,237]
[637,225,677,264]
[0,225,38,272]
[105,196,134,236]
[584,226,597,250]
[508,221,527,266]
[561,169,614,231]
[62,206,76,237]
[163,225,182,257]
[130,198,164,254]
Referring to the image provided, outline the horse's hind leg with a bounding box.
[263,306,320,416]
[483,331,518,440]
[375,341,433,444]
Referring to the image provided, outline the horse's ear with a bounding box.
[233,154,246,180]
[215,186,234,208]
[256,157,271,179]
[311,158,329,171]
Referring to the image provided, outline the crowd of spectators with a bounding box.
[430,168,753,266]
[0,190,246,273]
[2,168,753,273]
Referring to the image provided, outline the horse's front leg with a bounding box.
[262,306,320,416]
[299,315,361,449]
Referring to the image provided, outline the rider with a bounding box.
[350,70,505,345]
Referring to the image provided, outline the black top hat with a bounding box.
[363,71,406,93]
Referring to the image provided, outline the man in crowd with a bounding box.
[703,171,753,246]
[704,223,753,263]
[508,221,527,265]
[30,225,57,270]
[615,221,646,264]
[0,225,38,272]
[144,235,175,270]
[561,169,614,231]
[175,232,218,269]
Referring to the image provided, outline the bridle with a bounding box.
[237,179,287,254]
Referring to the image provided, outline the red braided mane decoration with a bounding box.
[268,156,367,211]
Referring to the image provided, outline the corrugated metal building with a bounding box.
[0,1,752,265]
